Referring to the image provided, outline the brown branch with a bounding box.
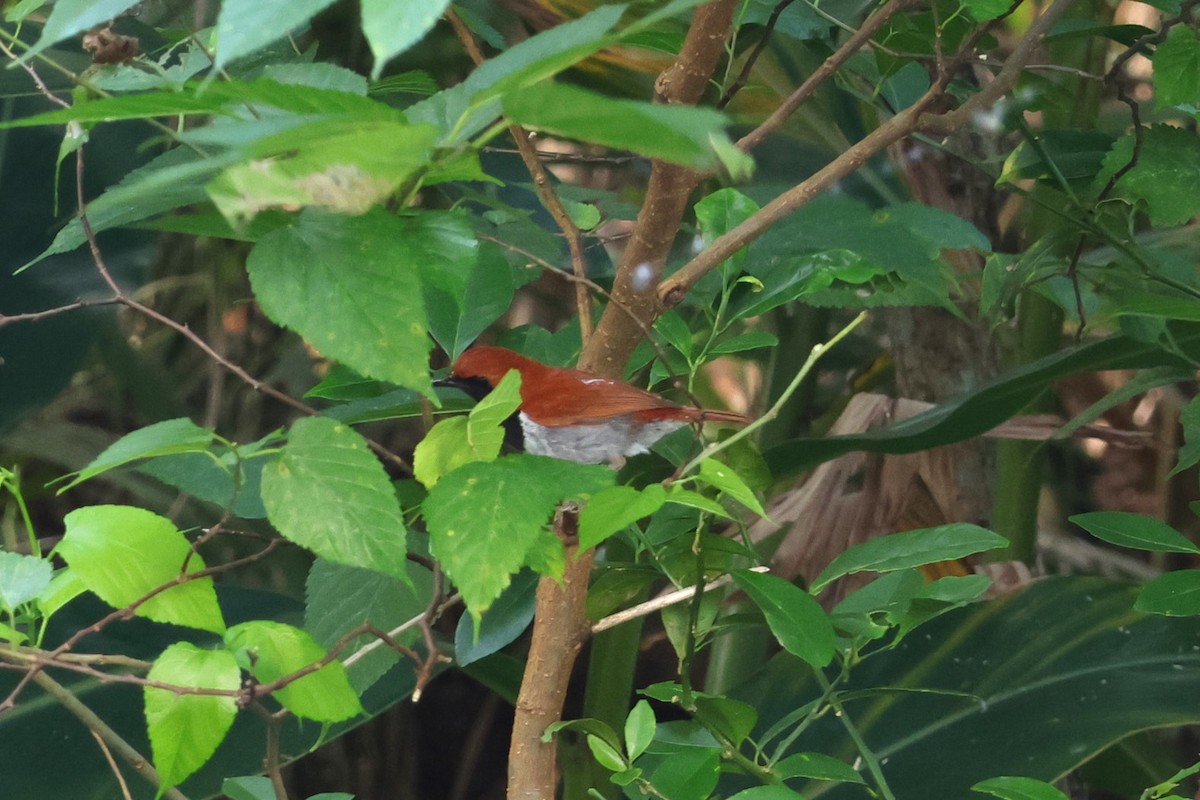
[29,671,191,800]
[580,0,742,377]
[507,4,742,800]
[90,729,135,800]
[0,296,122,327]
[446,8,594,344]
[737,0,916,151]
[660,0,1075,307]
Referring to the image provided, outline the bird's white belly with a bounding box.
[519,412,686,465]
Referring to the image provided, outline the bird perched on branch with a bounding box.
[438,346,751,465]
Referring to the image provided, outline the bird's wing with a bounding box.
[522,369,685,426]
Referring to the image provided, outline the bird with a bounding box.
[437,346,751,465]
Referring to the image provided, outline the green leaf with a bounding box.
[225,621,363,722]
[262,417,410,583]
[1099,127,1200,227]
[1070,512,1200,554]
[699,458,765,517]
[0,552,52,611]
[58,506,225,633]
[733,570,835,668]
[578,484,666,550]
[21,0,141,60]
[60,418,216,491]
[145,643,240,791]
[963,0,1014,20]
[208,118,438,222]
[214,0,338,71]
[246,208,433,396]
[694,188,760,276]
[424,454,613,622]
[361,0,452,79]
[414,369,521,487]
[774,751,865,783]
[454,571,538,665]
[973,776,1070,800]
[305,558,429,693]
[624,700,655,761]
[1154,24,1200,108]
[1136,570,1200,616]
[709,330,779,355]
[747,577,1200,799]
[665,487,732,518]
[1174,395,1200,475]
[693,695,758,746]
[811,524,1008,593]
[222,776,277,800]
[0,622,26,645]
[36,568,87,620]
[650,746,720,800]
[422,227,513,361]
[503,82,732,168]
[586,733,628,772]
[727,788,809,800]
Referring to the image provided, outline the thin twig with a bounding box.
[591,566,769,634]
[30,671,191,800]
[90,730,135,800]
[718,0,796,109]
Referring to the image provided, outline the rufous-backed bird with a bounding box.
[438,346,751,465]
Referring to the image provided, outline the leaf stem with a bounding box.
[815,669,896,800]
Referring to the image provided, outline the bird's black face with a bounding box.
[433,375,526,452]
[434,374,495,402]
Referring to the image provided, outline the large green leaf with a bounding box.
[503,82,732,168]
[246,208,433,396]
[57,505,225,634]
[261,417,410,583]
[361,0,453,79]
[225,621,362,722]
[144,643,241,791]
[737,577,1200,799]
[733,570,836,669]
[424,454,613,622]
[305,558,430,694]
[765,323,1200,476]
[214,0,338,71]
[1153,24,1200,109]
[59,417,216,491]
[1098,127,1200,227]
[810,524,1009,593]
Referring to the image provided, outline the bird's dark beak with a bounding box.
[433,375,495,402]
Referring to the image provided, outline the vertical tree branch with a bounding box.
[508,5,741,799]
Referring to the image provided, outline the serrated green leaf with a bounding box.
[414,370,521,487]
[262,417,410,583]
[225,621,363,722]
[425,454,612,622]
[0,552,52,611]
[624,700,655,761]
[811,524,1008,593]
[421,225,513,361]
[695,188,759,276]
[246,208,433,396]
[361,0,453,79]
[1136,570,1200,616]
[1154,24,1200,108]
[214,0,338,71]
[60,418,215,491]
[58,506,225,633]
[578,484,666,550]
[305,558,429,693]
[145,643,240,790]
[733,570,835,668]
[699,458,765,517]
[1071,511,1200,554]
[972,775,1070,800]
[1099,127,1200,227]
